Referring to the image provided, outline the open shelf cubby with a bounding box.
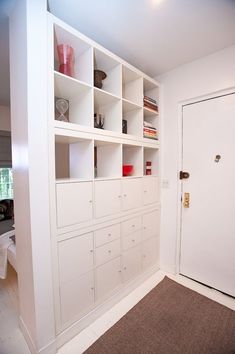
[55,135,93,180]
[54,24,93,85]
[54,72,93,127]
[143,78,159,114]
[94,140,122,178]
[122,66,143,106]
[143,147,158,176]
[122,144,143,177]
[122,100,143,137]
[94,88,121,133]
[94,49,121,97]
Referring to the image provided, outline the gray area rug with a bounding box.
[85,276,235,354]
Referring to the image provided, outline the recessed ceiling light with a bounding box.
[151,0,164,6]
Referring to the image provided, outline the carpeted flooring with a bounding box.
[85,276,235,354]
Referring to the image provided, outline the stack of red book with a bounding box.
[143,121,158,140]
[143,96,158,113]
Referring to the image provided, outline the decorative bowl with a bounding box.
[123,165,133,176]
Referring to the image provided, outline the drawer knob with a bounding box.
[118,270,122,273]
[89,200,93,203]
[144,190,147,193]
[143,226,146,230]
[123,194,127,197]
[90,250,93,253]
[132,239,135,242]
[108,233,111,236]
[118,195,121,198]
[108,250,111,253]
[124,266,127,270]
[132,224,135,227]
[91,287,94,290]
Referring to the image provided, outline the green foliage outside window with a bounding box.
[0,168,13,200]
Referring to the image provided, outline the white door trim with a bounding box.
[175,86,235,275]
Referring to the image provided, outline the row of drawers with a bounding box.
[58,210,160,283]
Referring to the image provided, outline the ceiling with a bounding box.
[1,0,235,106]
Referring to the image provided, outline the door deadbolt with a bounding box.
[180,171,190,179]
[183,193,190,208]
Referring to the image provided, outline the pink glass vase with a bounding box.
[57,44,74,77]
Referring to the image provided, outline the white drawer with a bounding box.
[95,239,121,266]
[122,230,142,251]
[121,216,142,237]
[94,224,121,247]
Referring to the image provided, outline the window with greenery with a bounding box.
[0,168,13,200]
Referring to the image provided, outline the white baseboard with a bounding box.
[19,316,57,354]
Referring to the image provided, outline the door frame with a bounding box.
[175,86,235,274]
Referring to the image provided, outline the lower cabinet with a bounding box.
[143,176,159,205]
[58,208,160,327]
[60,270,95,325]
[95,257,122,302]
[122,245,142,283]
[142,237,160,269]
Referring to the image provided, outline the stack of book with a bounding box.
[143,95,158,113]
[143,121,158,140]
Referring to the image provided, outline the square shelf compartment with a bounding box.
[94,89,121,133]
[122,66,143,106]
[54,72,93,127]
[143,147,158,176]
[54,24,93,85]
[94,49,121,97]
[143,78,159,114]
[94,141,121,178]
[55,135,93,180]
[122,100,143,137]
[143,111,158,141]
[122,145,143,177]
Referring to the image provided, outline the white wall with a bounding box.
[158,45,235,273]
[0,105,11,131]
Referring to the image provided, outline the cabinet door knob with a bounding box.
[118,270,122,273]
[132,239,135,242]
[132,224,135,227]
[118,195,121,198]
[108,250,111,253]
[91,287,94,290]
[90,249,93,253]
[144,190,147,193]
[123,194,127,197]
[108,233,111,236]
[89,200,93,203]
[143,226,146,230]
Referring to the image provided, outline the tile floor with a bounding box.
[1,267,235,354]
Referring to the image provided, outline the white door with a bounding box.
[56,182,93,227]
[122,178,142,211]
[143,176,159,205]
[180,93,235,297]
[94,179,121,218]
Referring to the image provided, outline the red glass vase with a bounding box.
[57,44,74,77]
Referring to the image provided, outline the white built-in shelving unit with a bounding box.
[48,14,161,340]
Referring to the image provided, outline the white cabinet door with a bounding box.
[142,209,160,241]
[56,182,93,228]
[142,237,159,270]
[60,270,94,325]
[122,245,142,282]
[122,178,142,211]
[143,177,159,205]
[58,232,94,282]
[95,257,122,302]
[94,180,121,218]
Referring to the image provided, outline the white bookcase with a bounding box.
[48,14,161,339]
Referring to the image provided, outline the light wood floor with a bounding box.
[0,264,30,354]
